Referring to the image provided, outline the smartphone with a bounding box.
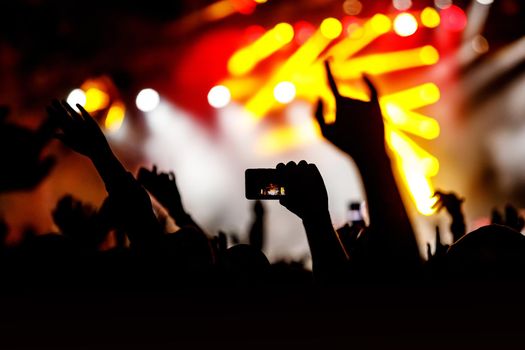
[245,169,286,200]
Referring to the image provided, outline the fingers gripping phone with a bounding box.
[245,169,286,200]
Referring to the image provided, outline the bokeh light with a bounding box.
[207,85,231,108]
[434,0,452,9]
[66,89,87,109]
[320,17,343,39]
[84,88,110,112]
[420,7,441,28]
[136,88,160,112]
[370,14,392,34]
[273,81,296,104]
[472,35,489,54]
[440,5,467,32]
[274,22,294,44]
[342,0,362,16]
[393,0,412,11]
[105,102,126,133]
[393,13,418,37]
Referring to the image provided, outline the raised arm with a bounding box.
[137,166,203,232]
[47,101,162,251]
[315,61,420,268]
[277,160,348,282]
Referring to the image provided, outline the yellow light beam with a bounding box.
[228,22,294,76]
[245,28,335,118]
[381,82,440,110]
[331,45,439,79]
[383,103,440,140]
[386,126,439,177]
[323,14,392,62]
[398,160,437,216]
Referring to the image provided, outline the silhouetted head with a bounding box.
[224,244,270,284]
[445,224,525,279]
[162,227,213,271]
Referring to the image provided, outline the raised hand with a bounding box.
[137,165,204,233]
[46,100,110,159]
[47,99,162,252]
[315,61,384,164]
[0,105,55,192]
[276,160,329,220]
[433,190,466,242]
[137,166,183,215]
[433,190,464,215]
[491,204,525,232]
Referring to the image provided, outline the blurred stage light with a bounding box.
[105,102,126,133]
[393,13,418,37]
[393,0,412,11]
[208,85,231,108]
[294,21,315,44]
[320,18,343,39]
[419,45,439,65]
[136,88,160,112]
[274,22,294,44]
[434,0,452,9]
[476,0,493,4]
[347,22,365,39]
[273,81,296,104]
[228,22,294,76]
[343,0,362,16]
[471,35,489,54]
[441,5,467,32]
[421,7,440,28]
[67,89,87,109]
[370,14,392,35]
[84,88,110,112]
[254,0,267,3]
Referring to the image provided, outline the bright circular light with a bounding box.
[320,17,343,39]
[393,13,418,37]
[343,0,362,16]
[393,0,412,11]
[370,14,392,34]
[434,0,452,9]
[476,0,493,4]
[421,7,440,28]
[207,85,231,108]
[273,81,296,104]
[274,22,294,44]
[136,88,160,112]
[441,5,467,32]
[66,89,86,108]
[471,35,489,54]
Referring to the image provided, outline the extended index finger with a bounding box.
[324,60,341,100]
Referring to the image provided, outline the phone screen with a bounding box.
[245,169,286,200]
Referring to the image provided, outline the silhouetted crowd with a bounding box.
[2,62,525,295]
[3,62,525,348]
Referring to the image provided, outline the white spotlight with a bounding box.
[273,81,296,104]
[66,89,86,110]
[207,85,231,108]
[136,88,160,112]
